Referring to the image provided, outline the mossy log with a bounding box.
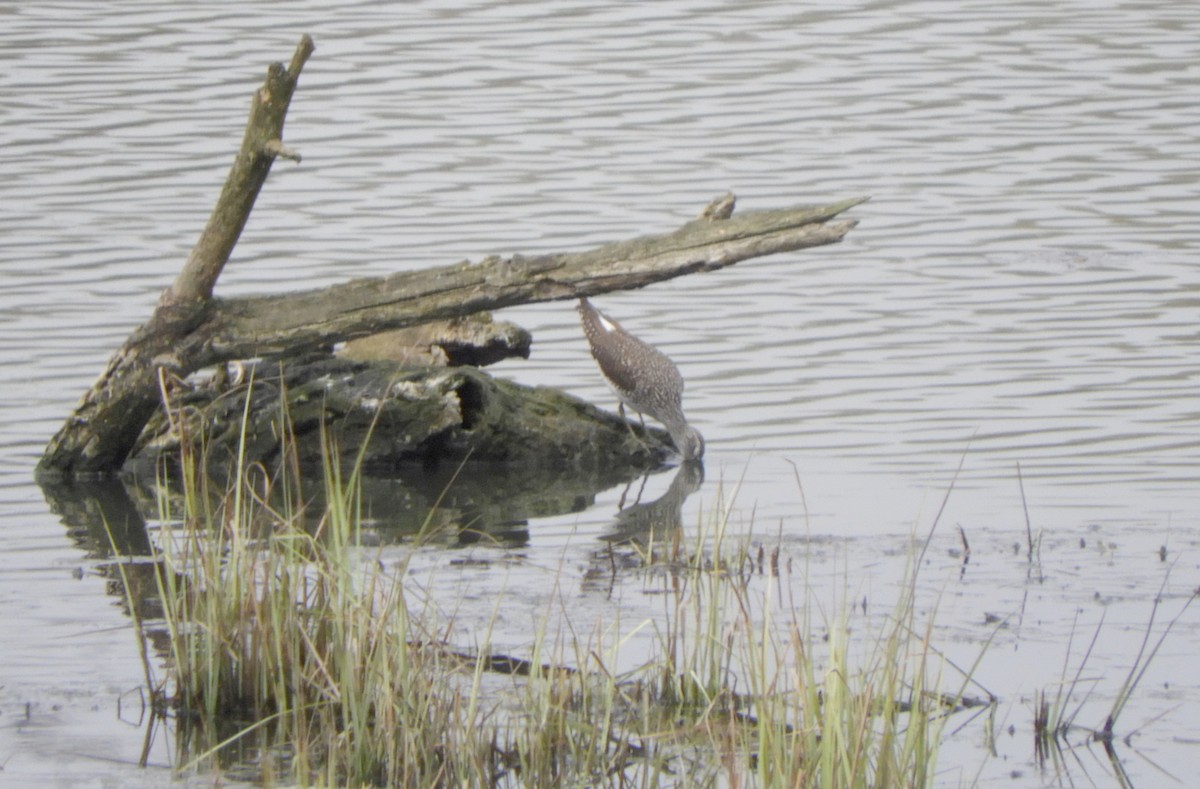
[132,357,675,474]
[37,35,865,478]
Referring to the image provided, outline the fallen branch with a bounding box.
[197,196,863,363]
[38,35,865,478]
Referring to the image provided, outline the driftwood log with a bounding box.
[37,34,865,478]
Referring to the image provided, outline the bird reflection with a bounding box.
[601,459,705,547]
[583,460,705,593]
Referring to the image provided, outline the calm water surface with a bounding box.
[1,1,1197,786]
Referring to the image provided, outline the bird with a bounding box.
[577,297,704,461]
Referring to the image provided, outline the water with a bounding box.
[2,1,1198,785]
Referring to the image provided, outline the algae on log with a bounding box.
[37,34,866,478]
[130,357,676,475]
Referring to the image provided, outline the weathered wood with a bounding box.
[39,38,314,478]
[37,35,866,478]
[191,197,864,365]
[38,302,209,476]
[337,313,532,366]
[162,35,313,308]
[128,357,676,474]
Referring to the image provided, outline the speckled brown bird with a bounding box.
[577,297,704,460]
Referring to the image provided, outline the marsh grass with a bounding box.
[125,386,971,787]
[145,393,501,785]
[1033,574,1199,782]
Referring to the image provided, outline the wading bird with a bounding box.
[577,297,704,461]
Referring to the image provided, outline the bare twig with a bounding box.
[1017,461,1035,561]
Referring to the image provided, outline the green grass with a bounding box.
[118,387,970,787]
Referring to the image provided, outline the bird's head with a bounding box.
[677,425,705,461]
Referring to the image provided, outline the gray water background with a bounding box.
[1,1,1197,785]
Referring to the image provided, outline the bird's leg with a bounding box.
[620,402,648,433]
[616,401,650,449]
[617,477,633,510]
[617,402,637,437]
